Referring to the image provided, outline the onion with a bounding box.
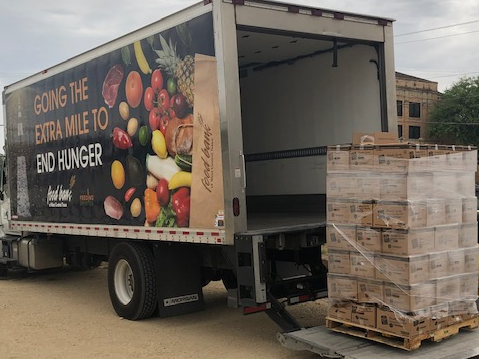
[104,195,123,220]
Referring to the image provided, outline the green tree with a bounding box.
[427,76,479,145]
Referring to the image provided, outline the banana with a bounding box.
[134,41,152,75]
[168,171,192,190]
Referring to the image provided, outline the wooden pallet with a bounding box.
[326,315,478,351]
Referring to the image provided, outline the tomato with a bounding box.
[157,89,170,115]
[159,114,170,137]
[144,87,154,111]
[149,109,160,131]
[151,69,164,92]
[168,108,176,120]
[156,178,170,207]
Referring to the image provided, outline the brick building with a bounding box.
[395,72,439,142]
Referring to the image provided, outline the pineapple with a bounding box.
[155,35,195,106]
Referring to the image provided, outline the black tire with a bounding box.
[108,242,157,320]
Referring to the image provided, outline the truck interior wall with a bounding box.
[240,44,383,205]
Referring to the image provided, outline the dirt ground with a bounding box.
[0,265,328,359]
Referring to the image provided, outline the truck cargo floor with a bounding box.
[245,212,326,235]
[279,325,479,359]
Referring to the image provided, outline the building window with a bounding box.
[409,102,421,118]
[397,100,403,117]
[409,125,421,139]
[398,125,403,138]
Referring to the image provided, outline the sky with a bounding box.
[0,0,478,151]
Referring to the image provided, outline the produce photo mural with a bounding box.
[5,12,222,230]
[103,14,216,228]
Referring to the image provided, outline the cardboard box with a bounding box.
[357,278,384,303]
[328,302,353,321]
[383,281,436,312]
[356,227,382,252]
[381,227,434,256]
[327,198,351,225]
[350,145,375,171]
[349,200,373,226]
[408,145,430,172]
[353,174,381,200]
[449,299,478,318]
[327,145,351,172]
[373,201,427,229]
[352,132,398,145]
[376,306,430,337]
[326,172,380,199]
[326,224,356,251]
[436,276,461,304]
[351,303,376,328]
[429,251,449,280]
[445,199,463,225]
[327,274,357,300]
[350,252,375,278]
[460,147,478,172]
[430,302,453,330]
[435,224,459,251]
[328,250,350,275]
[433,172,457,199]
[374,144,412,173]
[456,172,475,197]
[326,173,357,198]
[462,197,477,224]
[379,174,407,200]
[459,273,479,300]
[460,222,478,248]
[448,249,465,275]
[445,147,465,171]
[427,199,446,227]
[428,145,448,171]
[379,173,432,201]
[464,246,479,273]
[376,253,429,285]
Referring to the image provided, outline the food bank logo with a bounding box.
[47,176,75,208]
[79,189,94,206]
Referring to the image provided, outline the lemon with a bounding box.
[151,130,167,159]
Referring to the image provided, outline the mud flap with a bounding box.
[154,243,204,317]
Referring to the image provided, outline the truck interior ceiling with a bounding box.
[236,26,383,231]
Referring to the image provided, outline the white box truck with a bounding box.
[2,1,478,357]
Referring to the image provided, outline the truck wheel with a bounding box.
[108,242,157,320]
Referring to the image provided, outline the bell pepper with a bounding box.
[144,188,160,223]
[112,127,133,149]
[172,187,190,227]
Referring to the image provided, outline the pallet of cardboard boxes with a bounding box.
[325,132,479,351]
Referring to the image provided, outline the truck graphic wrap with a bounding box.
[4,12,223,229]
